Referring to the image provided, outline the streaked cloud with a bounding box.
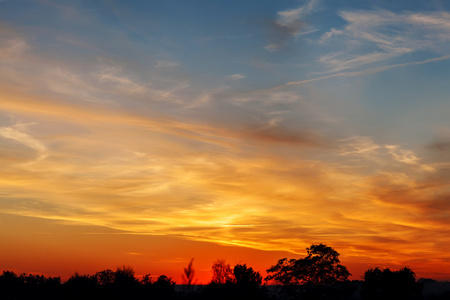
[0,124,46,162]
[264,0,319,51]
[318,9,450,73]
[280,54,450,88]
[0,37,28,59]
[224,74,245,80]
[155,60,179,68]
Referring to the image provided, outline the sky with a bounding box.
[1,0,450,283]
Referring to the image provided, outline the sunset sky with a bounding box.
[1,0,450,283]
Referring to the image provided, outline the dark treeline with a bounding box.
[1,244,450,300]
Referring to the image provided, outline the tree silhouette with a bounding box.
[265,257,298,285]
[0,270,22,298]
[181,258,196,286]
[114,265,137,286]
[95,269,115,286]
[66,272,97,287]
[0,271,62,300]
[0,257,427,300]
[152,275,176,300]
[65,272,98,299]
[154,275,175,289]
[233,264,262,287]
[141,273,153,285]
[211,259,235,284]
[266,243,351,285]
[232,264,269,300]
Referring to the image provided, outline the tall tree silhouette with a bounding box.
[181,258,196,286]
[266,243,351,285]
[211,259,235,284]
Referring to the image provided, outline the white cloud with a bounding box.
[277,0,319,27]
[319,28,343,43]
[0,125,47,160]
[407,12,450,30]
[95,66,147,94]
[45,68,111,104]
[264,43,281,52]
[340,136,381,157]
[385,145,419,165]
[0,37,28,60]
[265,0,319,51]
[339,137,435,172]
[224,74,245,80]
[268,91,301,104]
[281,54,450,88]
[277,7,305,28]
[318,9,450,73]
[92,63,189,102]
[155,60,179,68]
[319,51,397,72]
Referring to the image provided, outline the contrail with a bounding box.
[272,54,450,90]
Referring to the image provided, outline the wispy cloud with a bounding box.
[319,10,450,72]
[277,54,450,88]
[155,60,179,68]
[265,0,319,51]
[0,124,46,162]
[0,37,28,60]
[95,66,147,95]
[224,74,245,80]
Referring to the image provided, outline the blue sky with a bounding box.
[1,0,450,280]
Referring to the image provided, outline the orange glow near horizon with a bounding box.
[1,87,450,282]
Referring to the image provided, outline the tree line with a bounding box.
[1,243,448,299]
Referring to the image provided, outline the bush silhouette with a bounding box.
[0,271,62,300]
[114,265,138,287]
[362,267,420,300]
[234,263,262,287]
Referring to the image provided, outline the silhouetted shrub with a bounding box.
[64,272,98,299]
[362,267,421,300]
[114,265,138,287]
[151,275,176,299]
[234,263,262,287]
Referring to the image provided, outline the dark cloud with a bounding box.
[180,90,336,149]
[428,140,450,151]
[366,235,409,245]
[240,123,327,147]
[365,170,450,230]
[416,194,450,214]
[168,226,221,232]
[115,219,165,226]
[264,18,304,52]
[425,136,450,163]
